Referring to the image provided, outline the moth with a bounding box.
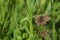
[35,15,50,26]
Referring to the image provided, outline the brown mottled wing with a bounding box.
[35,15,40,26]
[44,15,50,22]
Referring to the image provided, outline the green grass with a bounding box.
[0,0,60,40]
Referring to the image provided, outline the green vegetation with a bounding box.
[0,0,60,40]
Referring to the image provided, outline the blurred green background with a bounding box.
[0,0,60,40]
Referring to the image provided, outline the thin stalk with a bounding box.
[26,0,34,40]
[52,21,56,40]
[27,12,33,40]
